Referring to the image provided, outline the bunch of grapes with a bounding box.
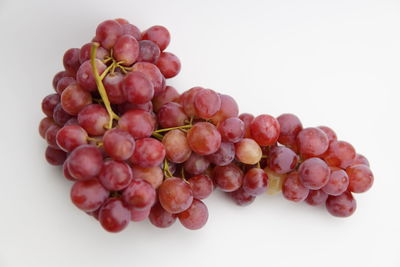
[39,18,374,233]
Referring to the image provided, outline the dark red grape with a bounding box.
[277,113,303,150]
[45,146,67,166]
[213,164,243,192]
[149,201,177,228]
[113,34,139,66]
[242,168,268,196]
[103,128,135,161]
[184,153,210,175]
[67,145,103,180]
[63,48,81,74]
[178,199,208,230]
[206,142,235,166]
[250,114,280,146]
[95,20,123,49]
[157,102,188,128]
[77,104,109,136]
[282,171,309,202]
[52,104,72,125]
[298,157,330,190]
[99,198,131,233]
[56,125,88,152]
[99,160,132,191]
[305,190,328,206]
[228,187,255,206]
[218,117,245,143]
[42,94,60,117]
[103,72,125,104]
[322,168,349,196]
[158,177,193,214]
[123,71,154,104]
[326,191,356,217]
[122,178,156,210]
[137,40,160,63]
[152,85,180,112]
[70,179,108,212]
[188,174,214,199]
[130,138,166,168]
[39,117,56,138]
[296,127,329,158]
[267,146,298,174]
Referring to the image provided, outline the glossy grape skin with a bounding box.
[79,42,109,64]
[152,85,180,112]
[228,187,255,206]
[122,178,156,210]
[56,125,88,152]
[63,161,76,181]
[130,207,151,222]
[52,71,73,90]
[64,117,79,126]
[250,114,280,146]
[194,89,221,119]
[265,168,287,195]
[322,168,349,196]
[130,138,166,168]
[52,104,72,125]
[277,113,303,150]
[346,164,374,193]
[149,201,177,228]
[99,160,132,191]
[39,117,56,138]
[239,113,255,138]
[180,86,203,117]
[142,25,170,51]
[95,20,123,49]
[137,40,160,63]
[235,138,262,165]
[209,94,239,125]
[132,62,165,96]
[318,126,337,143]
[45,146,67,166]
[56,77,76,95]
[351,154,370,167]
[305,190,328,206]
[218,117,245,143]
[63,48,81,74]
[157,102,188,128]
[178,199,208,230]
[113,34,139,65]
[206,142,235,166]
[282,171,309,202]
[267,146,298,174]
[184,153,210,175]
[67,145,103,180]
[103,128,135,161]
[187,122,221,155]
[123,71,154,104]
[324,140,356,169]
[296,127,329,158]
[76,59,106,92]
[118,109,156,139]
[213,164,243,192]
[242,168,268,196]
[103,72,125,104]
[298,158,330,190]
[326,191,356,217]
[45,124,61,148]
[61,83,92,116]
[121,23,141,40]
[158,177,193,214]
[131,165,163,189]
[42,94,60,117]
[99,198,131,233]
[70,179,109,212]
[162,130,192,163]
[188,174,214,199]
[156,52,181,78]
[77,104,109,136]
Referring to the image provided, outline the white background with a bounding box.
[0,0,399,266]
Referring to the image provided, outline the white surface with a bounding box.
[0,0,399,266]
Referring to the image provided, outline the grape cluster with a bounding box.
[39,18,374,233]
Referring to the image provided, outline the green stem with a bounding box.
[153,125,192,133]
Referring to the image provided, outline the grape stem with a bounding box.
[163,159,173,178]
[90,42,120,129]
[153,125,192,133]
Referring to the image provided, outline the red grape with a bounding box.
[277,113,302,150]
[228,187,255,206]
[118,101,153,113]
[298,158,330,190]
[123,71,154,104]
[157,102,188,128]
[56,125,88,152]
[162,130,192,163]
[152,85,180,112]
[218,117,245,143]
[158,177,193,214]
[45,124,61,148]
[122,178,156,210]
[67,145,103,180]
[56,77,76,95]
[235,138,262,165]
[63,161,76,181]
[95,20,123,49]
[45,146,67,166]
[142,25,170,51]
[187,122,221,155]
[103,128,135,161]
[322,168,349,196]
[52,104,72,125]
[113,34,139,65]
[326,191,356,217]
[324,140,356,169]
[149,201,177,228]
[267,146,298,174]
[305,190,328,206]
[351,154,370,167]
[70,179,108,212]
[210,94,239,125]
[79,42,109,64]
[178,199,208,230]
[77,104,109,136]
[206,142,235,166]
[156,52,181,78]
[130,207,151,222]
[39,117,56,138]
[194,89,221,119]
[296,127,329,158]
[282,171,309,202]
[213,163,243,192]
[347,164,374,193]
[52,71,73,90]
[130,138,166,168]
[188,174,214,199]
[250,114,280,146]
[99,160,132,191]
[180,86,204,117]
[184,153,210,175]
[118,109,156,139]
[318,126,337,143]
[242,168,268,196]
[121,23,141,40]
[61,84,92,115]
[99,198,131,233]
[239,113,254,138]
[42,94,60,117]
[132,62,164,96]
[137,40,160,64]
[63,48,81,74]
[76,59,106,92]
[103,72,125,104]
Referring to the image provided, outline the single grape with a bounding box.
[267,146,298,174]
[239,113,254,138]
[132,62,164,96]
[52,71,73,90]
[56,125,88,152]
[130,206,151,222]
[324,140,356,169]
[282,171,309,202]
[52,104,73,125]
[296,127,329,158]
[180,86,204,117]
[187,122,221,155]
[213,163,243,192]
[123,71,154,104]
[64,117,79,126]
[103,128,135,161]
[184,153,210,175]
[206,142,235,166]
[210,94,239,125]
[99,160,132,191]
[61,84,92,115]
[305,190,328,206]
[45,146,67,166]
[137,40,160,63]
[118,109,156,139]
[45,124,61,148]
[321,168,349,196]
[95,20,123,49]
[250,114,280,146]
[63,48,81,74]
[156,52,181,78]
[152,85,180,112]
[235,138,262,165]
[242,168,268,196]
[178,199,208,230]
[188,174,214,199]
[70,179,108,212]
[67,145,103,180]
[326,191,356,217]
[56,77,76,95]
[103,72,125,104]
[277,113,303,150]
[162,130,192,163]
[218,117,245,143]
[318,126,337,143]
[79,42,109,64]
[228,187,255,206]
[77,104,108,136]
[99,198,131,233]
[131,165,163,189]
[122,178,156,210]
[76,59,106,92]
[121,23,141,40]
[130,138,166,168]
[264,168,287,195]
[148,201,177,228]
[113,34,139,66]
[298,158,330,190]
[351,154,370,167]
[158,177,193,214]
[157,102,188,128]
[39,117,56,138]
[142,25,170,51]
[42,94,60,117]
[194,89,221,119]
[346,164,374,193]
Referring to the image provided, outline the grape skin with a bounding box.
[188,174,214,199]
[156,52,181,78]
[158,177,193,214]
[103,128,135,161]
[130,138,166,168]
[187,122,221,155]
[122,178,156,210]
[162,130,192,163]
[326,191,356,217]
[178,199,208,230]
[213,164,243,192]
[67,145,103,180]
[305,190,328,206]
[70,179,109,212]
[242,168,268,196]
[250,114,280,146]
[298,157,330,190]
[282,171,309,202]
[347,164,374,193]
[142,25,170,51]
[149,201,177,228]
[228,187,255,206]
[98,160,132,191]
[235,138,262,165]
[99,198,131,233]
